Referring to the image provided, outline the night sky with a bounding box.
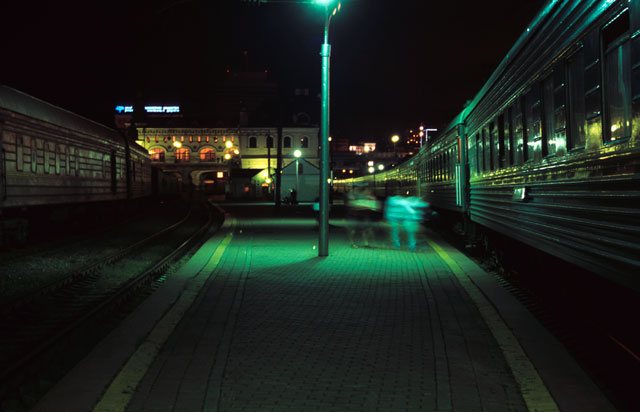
[2,0,548,142]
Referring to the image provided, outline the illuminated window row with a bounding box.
[145,136,235,144]
[149,147,220,162]
[246,136,308,149]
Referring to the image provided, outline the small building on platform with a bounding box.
[280,158,319,203]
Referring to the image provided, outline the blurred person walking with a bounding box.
[384,193,430,252]
[345,185,379,248]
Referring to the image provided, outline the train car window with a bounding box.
[16,135,24,172]
[602,10,631,143]
[482,126,491,171]
[552,63,568,156]
[542,73,555,156]
[31,137,40,173]
[490,122,499,169]
[431,158,435,182]
[498,114,508,167]
[525,86,542,161]
[567,49,587,149]
[471,133,480,175]
[64,145,69,175]
[55,144,61,175]
[44,141,52,175]
[249,137,257,148]
[445,151,449,180]
[512,98,525,164]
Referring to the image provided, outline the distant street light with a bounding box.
[391,134,399,161]
[419,125,437,147]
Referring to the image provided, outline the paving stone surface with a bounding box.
[127,207,526,411]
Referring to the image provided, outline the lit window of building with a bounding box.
[200,148,215,161]
[149,148,165,162]
[175,148,190,162]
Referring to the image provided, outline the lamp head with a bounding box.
[294,150,302,158]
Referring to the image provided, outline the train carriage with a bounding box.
[417,119,465,214]
[0,85,152,243]
[464,0,640,288]
[335,0,640,291]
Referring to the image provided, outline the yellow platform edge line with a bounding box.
[426,239,560,412]
[93,226,235,412]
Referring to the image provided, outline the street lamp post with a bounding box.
[391,135,399,163]
[316,0,340,257]
[294,149,301,201]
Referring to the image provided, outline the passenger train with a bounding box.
[0,85,179,245]
[335,0,640,291]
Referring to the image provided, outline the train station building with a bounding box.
[115,70,322,199]
[133,126,320,200]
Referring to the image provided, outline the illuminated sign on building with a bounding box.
[145,106,180,113]
[115,105,134,113]
[115,105,180,114]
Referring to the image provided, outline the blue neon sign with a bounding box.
[115,105,180,114]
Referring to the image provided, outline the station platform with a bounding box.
[34,203,616,412]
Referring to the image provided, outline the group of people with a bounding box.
[345,185,431,251]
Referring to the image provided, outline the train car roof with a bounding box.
[0,84,121,140]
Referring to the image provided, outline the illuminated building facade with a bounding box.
[135,126,319,197]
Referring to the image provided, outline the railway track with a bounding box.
[0,198,220,411]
